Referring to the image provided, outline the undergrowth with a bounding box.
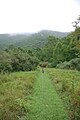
[47,68,80,120]
[0,71,35,120]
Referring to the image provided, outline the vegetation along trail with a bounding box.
[27,69,69,120]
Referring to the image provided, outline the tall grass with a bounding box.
[0,71,35,120]
[47,68,80,120]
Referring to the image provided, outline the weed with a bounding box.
[0,71,35,119]
[47,68,80,120]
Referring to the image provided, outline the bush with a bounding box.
[70,58,80,71]
[0,49,39,73]
[56,61,70,69]
[56,58,80,71]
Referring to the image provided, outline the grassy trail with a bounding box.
[27,70,69,120]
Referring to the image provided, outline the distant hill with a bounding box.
[0,33,31,49]
[0,30,69,50]
[38,30,69,38]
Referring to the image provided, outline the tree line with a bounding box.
[34,27,80,71]
[0,47,39,72]
[0,16,80,72]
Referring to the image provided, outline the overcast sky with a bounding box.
[0,0,80,34]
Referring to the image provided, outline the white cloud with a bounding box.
[0,0,80,33]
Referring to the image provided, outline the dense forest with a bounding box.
[0,30,68,50]
[0,26,80,72]
[0,30,68,72]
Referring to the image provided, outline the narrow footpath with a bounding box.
[27,70,69,120]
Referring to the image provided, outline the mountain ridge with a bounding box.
[0,30,69,49]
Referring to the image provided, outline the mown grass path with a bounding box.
[27,70,69,120]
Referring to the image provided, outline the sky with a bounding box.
[0,0,80,34]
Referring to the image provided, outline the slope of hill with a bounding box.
[13,30,69,49]
[0,30,69,50]
[0,33,31,49]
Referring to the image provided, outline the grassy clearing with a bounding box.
[27,70,69,120]
[0,71,35,120]
[47,68,80,120]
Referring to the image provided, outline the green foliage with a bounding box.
[0,51,12,72]
[56,58,80,71]
[72,15,80,29]
[0,48,39,72]
[0,27,80,72]
[47,68,80,120]
[36,36,60,62]
[32,27,80,70]
[46,28,80,68]
[0,30,68,50]
[34,28,80,69]
[0,71,35,119]
[56,61,70,69]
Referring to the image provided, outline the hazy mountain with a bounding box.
[0,33,31,49]
[0,30,69,49]
[37,30,69,37]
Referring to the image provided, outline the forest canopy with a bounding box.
[0,16,80,72]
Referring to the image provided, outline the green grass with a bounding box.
[0,68,80,120]
[47,68,80,120]
[27,69,69,120]
[0,71,35,120]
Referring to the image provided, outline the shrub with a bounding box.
[56,58,80,71]
[56,61,70,69]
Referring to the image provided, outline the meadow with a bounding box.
[0,68,80,120]
[47,68,80,120]
[0,71,36,120]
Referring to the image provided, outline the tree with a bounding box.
[72,15,80,29]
